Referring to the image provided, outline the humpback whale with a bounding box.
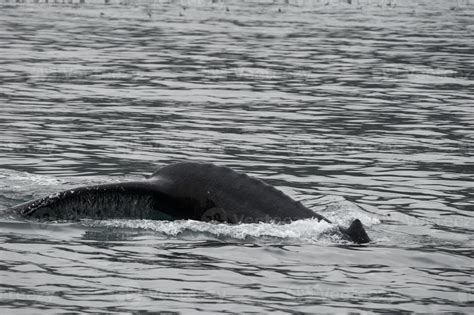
[4,162,370,243]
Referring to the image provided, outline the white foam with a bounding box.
[83,218,340,242]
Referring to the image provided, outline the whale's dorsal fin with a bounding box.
[339,219,370,244]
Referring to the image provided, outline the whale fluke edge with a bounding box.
[3,162,371,244]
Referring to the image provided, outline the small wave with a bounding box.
[76,192,380,244]
[0,169,62,189]
[312,195,380,227]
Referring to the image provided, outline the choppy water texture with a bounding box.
[0,0,473,313]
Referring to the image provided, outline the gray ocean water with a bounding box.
[0,0,473,313]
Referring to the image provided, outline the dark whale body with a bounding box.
[4,162,370,243]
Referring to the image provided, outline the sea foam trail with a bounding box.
[0,169,380,243]
[82,215,379,243]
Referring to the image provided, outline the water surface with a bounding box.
[0,0,473,313]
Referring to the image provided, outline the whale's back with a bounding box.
[150,162,329,223]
